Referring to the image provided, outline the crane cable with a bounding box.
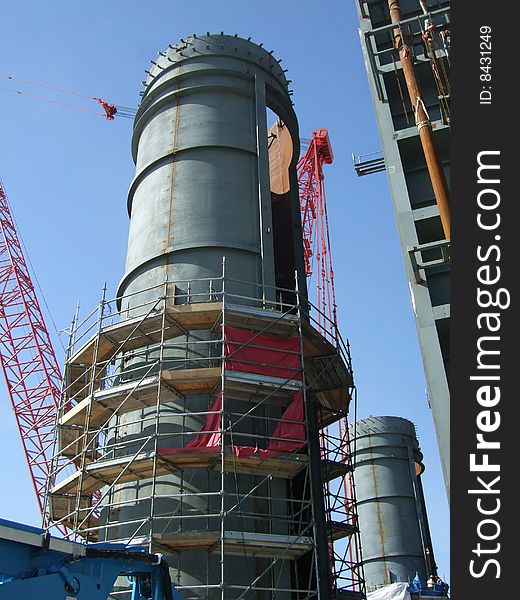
[0,72,136,119]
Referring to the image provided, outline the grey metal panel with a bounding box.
[349,416,431,589]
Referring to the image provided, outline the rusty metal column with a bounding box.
[388,0,451,238]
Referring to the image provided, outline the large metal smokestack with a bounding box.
[50,33,361,600]
[114,34,308,597]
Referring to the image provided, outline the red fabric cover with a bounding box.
[185,393,222,449]
[268,391,305,453]
[158,392,306,459]
[158,326,306,459]
[224,325,301,381]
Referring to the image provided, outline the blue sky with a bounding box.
[0,0,449,582]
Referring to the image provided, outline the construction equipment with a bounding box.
[0,72,136,119]
[0,518,182,599]
[0,122,347,538]
[94,98,118,120]
[297,128,337,340]
[0,179,71,534]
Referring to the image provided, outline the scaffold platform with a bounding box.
[153,530,313,559]
[51,448,308,497]
[45,277,365,599]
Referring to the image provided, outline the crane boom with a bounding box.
[297,128,337,339]
[0,180,67,533]
[297,131,366,597]
[0,125,355,571]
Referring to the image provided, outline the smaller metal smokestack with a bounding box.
[349,416,437,589]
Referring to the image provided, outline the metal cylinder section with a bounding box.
[349,416,435,589]
[104,34,309,599]
[118,33,305,312]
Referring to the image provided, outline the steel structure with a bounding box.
[0,517,182,599]
[0,180,69,533]
[47,273,365,599]
[348,416,436,590]
[355,0,451,497]
[1,121,360,552]
[387,0,450,238]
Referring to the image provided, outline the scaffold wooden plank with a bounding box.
[67,302,301,373]
[60,375,159,427]
[301,323,353,415]
[69,302,222,367]
[224,370,301,402]
[322,459,353,483]
[51,449,308,496]
[57,429,103,465]
[225,303,299,338]
[59,372,184,429]
[48,493,99,535]
[153,530,313,558]
[326,521,359,542]
[161,367,221,393]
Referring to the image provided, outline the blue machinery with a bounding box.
[0,519,182,599]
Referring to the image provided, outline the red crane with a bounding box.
[0,78,125,535]
[297,129,337,340]
[297,130,366,597]
[0,180,69,534]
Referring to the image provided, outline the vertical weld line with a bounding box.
[369,431,388,584]
[166,81,181,266]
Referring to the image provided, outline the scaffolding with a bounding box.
[45,267,365,599]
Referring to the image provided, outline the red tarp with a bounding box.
[267,391,305,454]
[185,394,222,450]
[158,326,306,460]
[224,325,301,381]
[158,392,306,459]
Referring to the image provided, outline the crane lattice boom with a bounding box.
[297,128,337,338]
[0,180,67,533]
